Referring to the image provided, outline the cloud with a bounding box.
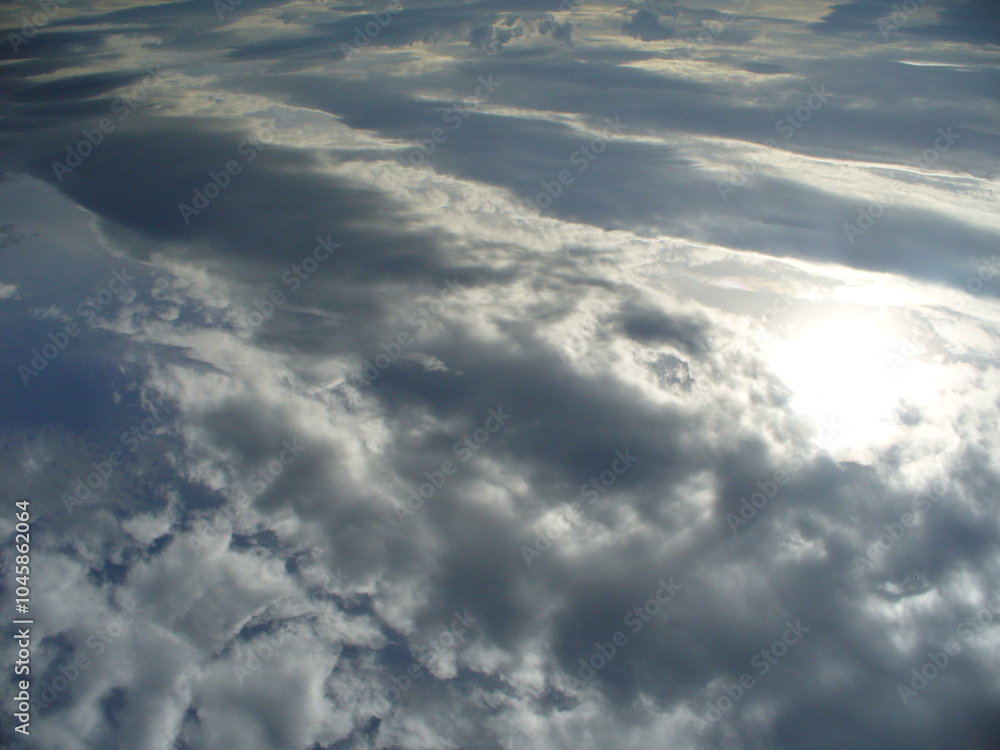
[623,9,674,42]
[1,1,999,749]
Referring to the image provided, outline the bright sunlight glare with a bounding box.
[767,309,939,460]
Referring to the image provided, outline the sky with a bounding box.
[0,0,999,748]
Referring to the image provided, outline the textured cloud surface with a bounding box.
[1,1,999,749]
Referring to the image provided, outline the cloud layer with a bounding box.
[1,1,999,749]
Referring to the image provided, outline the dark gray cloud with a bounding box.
[623,9,675,41]
[814,0,1000,43]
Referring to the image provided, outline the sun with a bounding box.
[765,308,936,459]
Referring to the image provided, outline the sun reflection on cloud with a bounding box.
[767,306,943,460]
